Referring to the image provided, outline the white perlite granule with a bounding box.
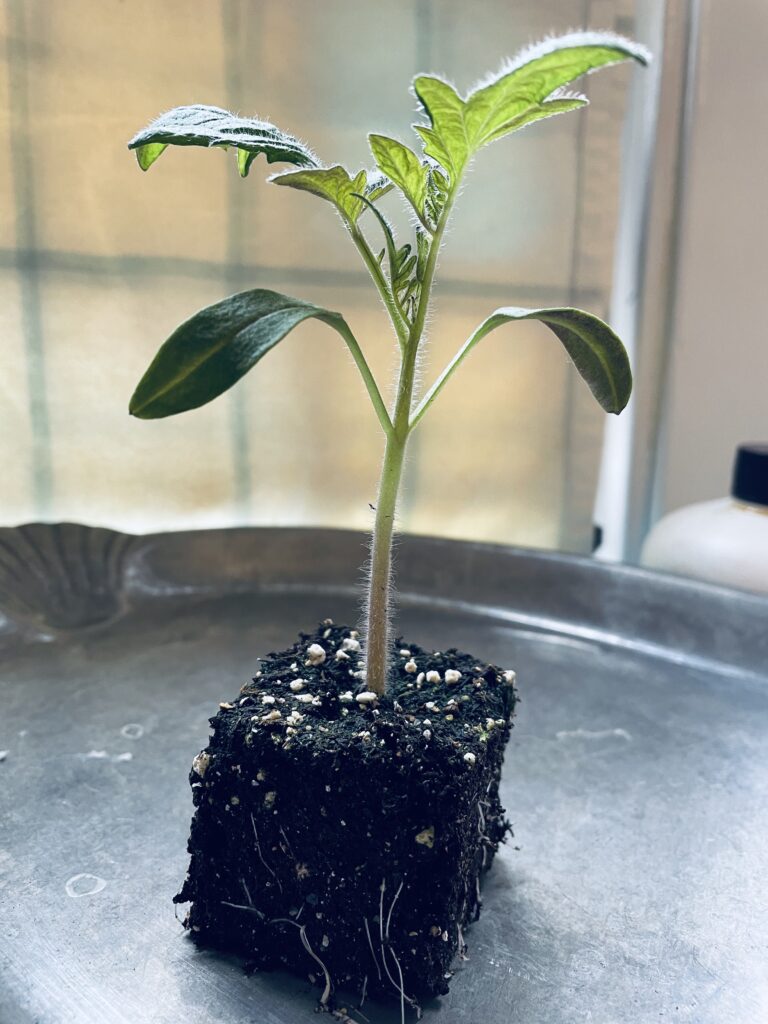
[306,643,326,666]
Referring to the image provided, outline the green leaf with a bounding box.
[480,96,589,145]
[411,33,648,174]
[411,304,632,430]
[364,170,395,203]
[415,228,429,283]
[412,76,470,180]
[424,165,450,225]
[468,306,632,413]
[135,142,167,171]
[128,105,318,175]
[368,134,429,227]
[271,165,368,221]
[130,289,350,419]
[352,192,400,283]
[465,32,649,148]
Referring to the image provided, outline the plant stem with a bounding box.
[363,188,459,694]
[348,224,410,348]
[364,429,408,694]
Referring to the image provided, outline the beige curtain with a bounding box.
[1,0,638,552]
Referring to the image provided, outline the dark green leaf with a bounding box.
[468,306,632,413]
[128,105,318,174]
[465,32,649,148]
[129,289,348,419]
[368,134,429,226]
[271,165,368,221]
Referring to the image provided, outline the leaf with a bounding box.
[271,165,368,222]
[351,192,400,285]
[411,33,648,174]
[412,76,470,180]
[413,304,632,430]
[465,32,649,148]
[424,165,450,225]
[129,289,350,419]
[135,142,167,171]
[368,134,429,227]
[468,306,632,413]
[480,96,589,145]
[415,229,429,283]
[128,105,318,175]
[364,170,395,203]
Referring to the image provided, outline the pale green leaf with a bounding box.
[128,105,318,174]
[130,289,349,418]
[415,228,429,283]
[465,32,649,148]
[368,134,429,226]
[412,76,470,180]
[364,170,395,203]
[271,165,369,222]
[411,125,453,175]
[135,142,167,171]
[481,96,588,145]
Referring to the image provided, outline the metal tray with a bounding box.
[1,524,767,1024]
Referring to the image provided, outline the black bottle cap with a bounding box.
[731,444,768,507]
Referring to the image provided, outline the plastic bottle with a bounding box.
[640,444,768,593]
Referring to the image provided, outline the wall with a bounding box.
[0,0,640,552]
[655,0,768,515]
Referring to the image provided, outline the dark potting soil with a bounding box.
[175,622,517,1011]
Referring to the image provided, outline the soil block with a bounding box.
[175,621,517,1009]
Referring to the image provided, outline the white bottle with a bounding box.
[641,444,768,594]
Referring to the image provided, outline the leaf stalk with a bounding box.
[348,223,410,349]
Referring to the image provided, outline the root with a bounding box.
[378,878,419,1022]
[270,916,332,1007]
[241,877,253,906]
[385,879,404,940]
[363,917,382,981]
[477,800,486,836]
[221,900,265,920]
[299,924,332,1006]
[477,800,493,868]
[389,945,407,1024]
[457,922,468,960]
[251,812,283,893]
[279,825,296,861]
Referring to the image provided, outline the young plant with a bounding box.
[129,31,648,696]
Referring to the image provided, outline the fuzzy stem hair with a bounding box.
[362,187,459,694]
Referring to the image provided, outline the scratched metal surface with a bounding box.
[1,524,767,1024]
